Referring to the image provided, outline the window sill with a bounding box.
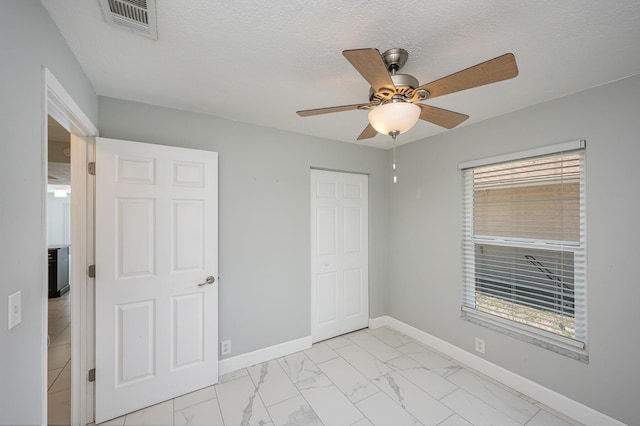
[461,307,589,363]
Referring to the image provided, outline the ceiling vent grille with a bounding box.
[99,0,158,40]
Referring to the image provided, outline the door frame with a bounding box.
[43,68,98,425]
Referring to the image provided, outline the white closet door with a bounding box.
[311,170,368,343]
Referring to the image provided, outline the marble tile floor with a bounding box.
[48,291,72,426]
[91,326,584,426]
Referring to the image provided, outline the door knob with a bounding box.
[198,276,215,287]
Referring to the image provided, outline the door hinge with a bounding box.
[88,162,96,175]
[88,265,96,278]
[88,368,96,382]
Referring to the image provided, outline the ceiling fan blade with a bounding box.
[418,104,469,129]
[357,124,378,140]
[417,53,518,99]
[297,103,370,117]
[343,48,396,93]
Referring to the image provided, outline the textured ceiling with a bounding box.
[41,0,640,149]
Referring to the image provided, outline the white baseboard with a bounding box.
[369,315,624,426]
[368,316,389,329]
[218,336,312,376]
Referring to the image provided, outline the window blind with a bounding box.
[461,145,586,356]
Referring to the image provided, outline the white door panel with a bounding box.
[95,138,218,423]
[311,170,368,343]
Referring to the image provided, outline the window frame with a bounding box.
[459,140,587,361]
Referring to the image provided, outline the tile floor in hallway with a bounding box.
[91,326,584,426]
[48,291,72,426]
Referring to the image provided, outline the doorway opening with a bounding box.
[47,115,73,425]
[44,68,99,425]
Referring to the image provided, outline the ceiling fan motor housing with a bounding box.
[370,73,421,103]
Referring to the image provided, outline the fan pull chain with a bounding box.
[391,131,398,184]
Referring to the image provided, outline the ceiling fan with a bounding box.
[296,48,519,141]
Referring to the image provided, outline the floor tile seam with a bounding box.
[354,391,424,426]
[436,412,461,426]
[264,391,325,425]
[331,343,389,383]
[438,390,477,426]
[479,396,533,425]
[376,370,462,425]
[347,332,401,361]
[49,358,72,392]
[278,352,323,384]
[48,368,64,391]
[434,380,459,402]
[48,387,72,397]
[384,345,447,386]
[317,355,384,404]
[294,378,352,426]
[383,352,406,367]
[450,363,522,397]
[262,389,303,409]
[121,398,175,426]
[299,362,371,426]
[399,338,459,364]
[47,368,65,395]
[49,342,72,349]
[388,363,462,402]
[49,382,72,395]
[521,405,543,425]
[209,386,226,426]
[303,342,340,365]
[349,333,396,355]
[466,388,539,425]
[442,364,542,423]
[441,387,531,426]
[529,404,584,426]
[403,336,459,364]
[365,373,415,418]
[172,397,223,426]
[368,327,411,349]
[402,351,459,378]
[49,335,72,347]
[172,395,219,413]
[47,319,71,324]
[244,366,277,423]
[249,360,305,409]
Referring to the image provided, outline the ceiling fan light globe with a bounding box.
[368,102,421,136]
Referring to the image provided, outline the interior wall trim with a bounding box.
[369,316,624,426]
[218,336,312,376]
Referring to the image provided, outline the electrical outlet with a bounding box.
[221,340,231,355]
[8,291,21,330]
[475,337,485,354]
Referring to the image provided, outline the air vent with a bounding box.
[99,0,158,40]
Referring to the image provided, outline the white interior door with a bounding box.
[311,170,368,343]
[95,138,218,423]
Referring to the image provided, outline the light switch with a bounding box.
[8,291,21,330]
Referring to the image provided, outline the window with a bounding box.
[460,141,586,360]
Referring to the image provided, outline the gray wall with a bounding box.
[98,96,390,357]
[0,1,97,425]
[388,73,640,425]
